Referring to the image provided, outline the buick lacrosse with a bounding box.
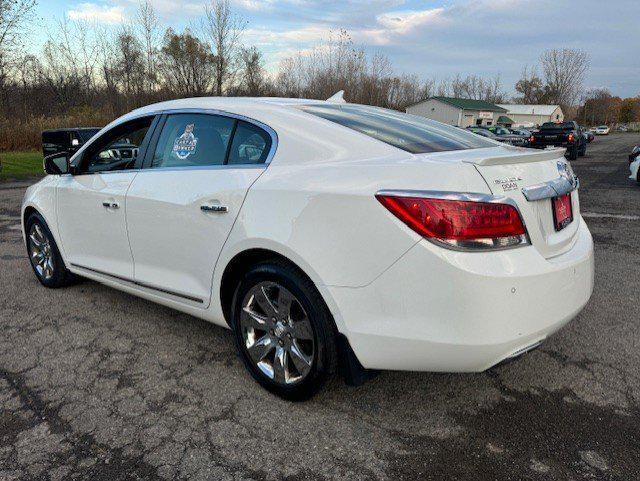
[22,96,594,399]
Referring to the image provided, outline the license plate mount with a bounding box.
[552,192,573,231]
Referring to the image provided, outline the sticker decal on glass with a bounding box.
[172,123,198,160]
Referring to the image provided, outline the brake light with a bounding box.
[376,194,529,250]
[529,135,535,143]
[567,133,574,142]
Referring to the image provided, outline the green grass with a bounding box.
[0,151,44,180]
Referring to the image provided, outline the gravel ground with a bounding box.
[1,133,639,480]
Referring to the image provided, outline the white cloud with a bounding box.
[68,3,126,23]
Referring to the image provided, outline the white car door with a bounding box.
[125,112,274,306]
[56,116,157,279]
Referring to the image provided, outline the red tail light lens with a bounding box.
[529,135,535,143]
[376,194,529,250]
[567,133,574,142]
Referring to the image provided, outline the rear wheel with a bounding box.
[25,212,77,288]
[578,144,586,157]
[231,260,338,400]
[568,146,578,160]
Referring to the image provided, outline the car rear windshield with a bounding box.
[540,122,575,130]
[298,104,495,154]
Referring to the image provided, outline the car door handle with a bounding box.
[200,204,228,213]
[102,201,119,209]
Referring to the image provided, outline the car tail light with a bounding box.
[376,194,529,250]
[567,133,574,142]
[529,135,535,143]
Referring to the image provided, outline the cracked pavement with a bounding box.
[1,134,639,480]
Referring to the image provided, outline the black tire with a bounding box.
[578,145,586,157]
[25,212,77,288]
[568,146,578,160]
[231,260,338,400]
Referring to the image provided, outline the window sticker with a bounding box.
[172,123,198,160]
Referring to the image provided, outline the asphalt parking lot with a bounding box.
[1,133,639,481]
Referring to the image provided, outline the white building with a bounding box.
[496,104,564,128]
[406,97,507,127]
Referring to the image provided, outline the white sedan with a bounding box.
[593,125,610,135]
[22,97,594,399]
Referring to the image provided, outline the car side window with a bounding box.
[150,114,235,168]
[79,117,153,174]
[227,121,272,165]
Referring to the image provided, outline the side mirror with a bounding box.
[44,152,70,175]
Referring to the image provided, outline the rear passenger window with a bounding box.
[150,114,235,168]
[227,121,272,165]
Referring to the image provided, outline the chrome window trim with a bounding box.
[69,108,278,176]
[375,189,531,252]
[156,108,278,166]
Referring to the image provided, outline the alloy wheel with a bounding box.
[240,281,315,385]
[28,223,54,280]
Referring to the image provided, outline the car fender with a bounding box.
[21,176,65,258]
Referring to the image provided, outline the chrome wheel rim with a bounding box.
[240,281,315,385]
[28,223,54,280]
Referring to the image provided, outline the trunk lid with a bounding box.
[464,146,580,259]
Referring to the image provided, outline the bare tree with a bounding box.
[540,48,589,108]
[238,46,267,96]
[514,65,545,104]
[0,0,37,110]
[136,0,160,92]
[202,0,246,96]
[578,88,620,126]
[159,28,215,97]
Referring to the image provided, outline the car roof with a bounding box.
[42,127,101,133]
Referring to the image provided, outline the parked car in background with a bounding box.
[618,125,628,132]
[529,121,587,160]
[593,125,610,135]
[22,97,594,399]
[629,145,640,184]
[42,128,101,158]
[486,126,529,146]
[510,128,532,138]
[467,126,526,146]
[467,126,500,139]
[583,130,595,143]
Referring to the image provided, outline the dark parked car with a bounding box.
[470,125,528,146]
[510,128,532,137]
[42,128,101,158]
[466,127,500,139]
[528,121,587,160]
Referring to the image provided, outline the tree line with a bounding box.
[0,0,638,151]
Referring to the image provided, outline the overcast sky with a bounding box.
[32,0,640,98]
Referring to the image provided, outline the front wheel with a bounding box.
[25,212,77,288]
[231,261,338,400]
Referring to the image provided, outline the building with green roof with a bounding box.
[405,96,507,128]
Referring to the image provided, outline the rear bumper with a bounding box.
[330,218,594,372]
[531,143,572,149]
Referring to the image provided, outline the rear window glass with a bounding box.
[298,104,495,154]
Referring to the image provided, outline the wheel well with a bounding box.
[220,248,316,328]
[22,206,38,240]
